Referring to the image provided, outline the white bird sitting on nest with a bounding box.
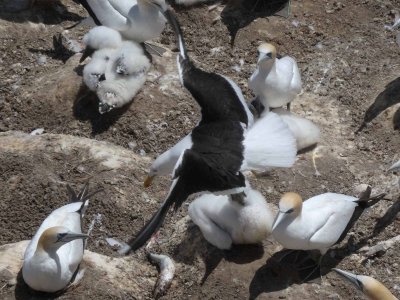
[271,187,385,277]
[333,269,398,300]
[188,182,274,249]
[22,182,102,293]
[272,108,320,152]
[249,42,301,111]
[74,0,167,55]
[96,40,151,113]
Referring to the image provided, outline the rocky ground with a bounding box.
[0,0,400,299]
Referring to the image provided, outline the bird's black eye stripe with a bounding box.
[56,233,67,242]
[286,208,294,214]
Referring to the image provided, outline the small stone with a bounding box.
[37,55,47,65]
[139,149,146,156]
[128,141,137,150]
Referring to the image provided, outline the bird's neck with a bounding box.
[137,0,157,13]
[258,59,275,76]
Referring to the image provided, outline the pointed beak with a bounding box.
[80,46,95,63]
[333,268,363,291]
[388,160,400,172]
[144,175,155,188]
[272,211,286,231]
[62,232,89,243]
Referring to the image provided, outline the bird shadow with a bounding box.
[14,268,66,300]
[221,0,289,45]
[173,223,265,284]
[72,84,132,136]
[248,197,400,299]
[392,106,400,131]
[0,1,83,25]
[356,77,400,133]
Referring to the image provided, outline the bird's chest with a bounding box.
[273,218,313,250]
[23,255,72,292]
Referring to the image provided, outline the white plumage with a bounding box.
[145,111,296,185]
[241,111,297,171]
[82,26,122,51]
[272,108,320,152]
[22,192,89,292]
[96,40,151,113]
[84,0,167,43]
[272,192,363,255]
[249,43,301,109]
[83,48,116,91]
[188,184,274,249]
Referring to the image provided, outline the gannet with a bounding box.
[22,183,101,293]
[188,183,274,249]
[272,108,320,152]
[96,40,151,113]
[80,26,123,63]
[272,188,385,256]
[119,9,295,253]
[333,269,398,300]
[74,0,167,43]
[249,43,301,111]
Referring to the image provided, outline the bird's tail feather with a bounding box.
[242,111,297,171]
[119,195,175,255]
[67,181,103,216]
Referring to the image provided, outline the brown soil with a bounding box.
[0,0,400,299]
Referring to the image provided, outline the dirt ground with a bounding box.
[0,0,400,299]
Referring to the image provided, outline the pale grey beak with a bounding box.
[272,211,286,231]
[388,160,400,172]
[333,268,363,291]
[60,232,89,243]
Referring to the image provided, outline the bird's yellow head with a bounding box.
[37,226,88,251]
[333,269,396,300]
[279,192,303,214]
[272,192,303,231]
[257,43,277,63]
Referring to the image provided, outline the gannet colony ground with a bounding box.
[0,0,399,299]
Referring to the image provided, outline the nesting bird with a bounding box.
[188,183,274,249]
[119,9,296,253]
[333,269,398,300]
[272,187,384,256]
[22,183,100,293]
[74,0,167,43]
[249,43,301,111]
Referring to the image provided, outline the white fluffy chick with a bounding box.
[80,26,122,62]
[83,48,117,91]
[188,184,274,250]
[249,43,301,110]
[96,41,150,113]
[272,108,320,152]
